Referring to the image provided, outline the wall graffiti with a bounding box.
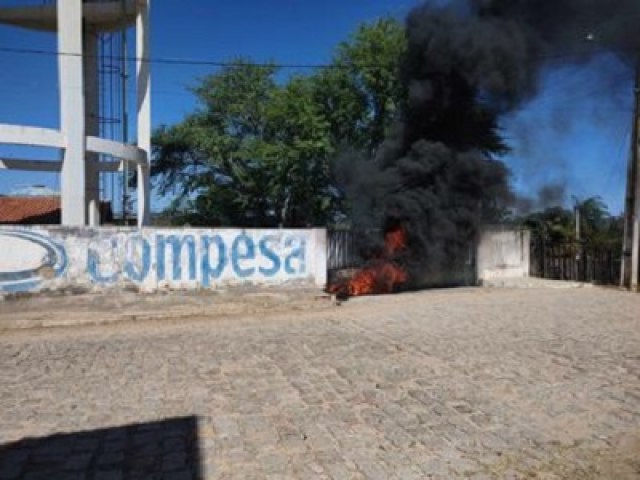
[0,227,326,293]
[0,229,68,292]
[87,232,307,286]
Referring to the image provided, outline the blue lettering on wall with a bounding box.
[284,236,306,274]
[124,236,151,282]
[201,235,227,287]
[258,235,281,277]
[157,234,197,281]
[87,238,119,283]
[231,234,256,278]
[82,231,312,286]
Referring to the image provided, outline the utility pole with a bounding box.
[621,59,640,291]
[575,202,581,242]
[575,200,582,279]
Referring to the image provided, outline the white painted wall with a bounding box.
[477,228,530,282]
[0,227,327,294]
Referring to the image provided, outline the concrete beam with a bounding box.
[0,156,122,173]
[0,124,65,149]
[0,1,136,33]
[0,158,62,172]
[86,136,146,165]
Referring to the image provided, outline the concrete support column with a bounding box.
[59,0,86,226]
[136,0,151,227]
[84,27,101,226]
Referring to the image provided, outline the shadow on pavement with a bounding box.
[0,416,202,479]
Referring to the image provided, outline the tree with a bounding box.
[312,18,406,154]
[152,61,333,227]
[151,19,407,227]
[520,196,623,248]
[574,196,623,248]
[262,76,334,226]
[522,206,574,243]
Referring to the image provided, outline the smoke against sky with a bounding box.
[336,0,638,287]
[473,0,640,55]
[503,53,632,212]
[478,0,638,214]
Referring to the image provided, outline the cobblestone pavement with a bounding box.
[1,287,639,479]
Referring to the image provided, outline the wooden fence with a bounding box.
[530,240,621,286]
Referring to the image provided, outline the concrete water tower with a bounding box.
[0,0,151,226]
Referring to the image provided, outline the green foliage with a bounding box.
[153,61,334,226]
[151,19,407,227]
[520,196,623,248]
[574,196,623,249]
[521,206,574,243]
[312,18,406,153]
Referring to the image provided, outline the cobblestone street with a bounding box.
[1,287,639,479]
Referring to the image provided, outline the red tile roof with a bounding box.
[0,197,114,224]
[0,196,61,224]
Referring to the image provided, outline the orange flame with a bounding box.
[347,261,408,296]
[384,227,407,256]
[329,226,409,297]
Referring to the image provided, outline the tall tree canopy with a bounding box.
[312,18,406,153]
[153,62,332,226]
[151,19,406,227]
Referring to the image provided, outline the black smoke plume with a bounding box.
[336,0,640,288]
[514,183,567,215]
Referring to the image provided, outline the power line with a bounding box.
[0,44,635,70]
[0,46,346,70]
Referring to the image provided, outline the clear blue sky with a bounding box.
[0,0,633,214]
